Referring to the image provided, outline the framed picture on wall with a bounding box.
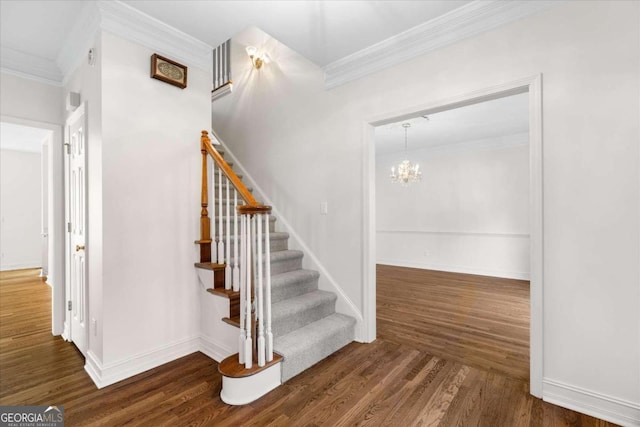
[150,54,187,89]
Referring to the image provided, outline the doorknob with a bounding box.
[75,245,85,252]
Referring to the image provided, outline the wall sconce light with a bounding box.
[245,46,270,69]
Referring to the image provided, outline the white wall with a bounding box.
[213,1,639,423]
[376,136,530,279]
[0,149,42,270]
[0,73,63,125]
[98,31,209,368]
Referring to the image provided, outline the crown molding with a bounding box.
[0,47,63,86]
[323,0,559,89]
[98,0,212,72]
[3,0,213,86]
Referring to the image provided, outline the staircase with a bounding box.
[195,131,355,404]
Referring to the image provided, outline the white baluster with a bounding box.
[244,214,253,369]
[264,213,273,362]
[225,177,231,290]
[257,214,265,367]
[222,43,229,84]
[213,47,217,89]
[238,215,246,364]
[232,189,240,292]
[217,169,224,264]
[210,162,217,262]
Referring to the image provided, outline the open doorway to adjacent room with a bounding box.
[363,77,543,396]
[0,122,51,277]
[0,117,65,337]
[375,91,530,377]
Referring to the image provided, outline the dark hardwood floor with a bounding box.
[0,267,616,426]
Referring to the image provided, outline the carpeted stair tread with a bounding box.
[271,290,336,337]
[271,269,319,303]
[274,313,356,382]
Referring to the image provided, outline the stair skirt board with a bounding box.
[220,362,281,405]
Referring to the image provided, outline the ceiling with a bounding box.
[0,0,470,77]
[0,122,51,153]
[121,1,470,67]
[375,92,529,155]
[0,1,85,62]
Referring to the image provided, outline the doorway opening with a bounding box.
[0,117,65,336]
[362,76,543,396]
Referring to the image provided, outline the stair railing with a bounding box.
[198,131,273,368]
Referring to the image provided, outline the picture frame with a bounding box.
[150,54,187,89]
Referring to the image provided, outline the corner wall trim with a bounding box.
[200,335,234,362]
[323,0,558,89]
[543,379,640,427]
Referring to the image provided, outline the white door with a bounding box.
[65,104,88,356]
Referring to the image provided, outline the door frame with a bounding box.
[1,114,65,336]
[361,74,544,397]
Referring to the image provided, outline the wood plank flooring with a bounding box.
[377,265,530,380]
[0,268,617,426]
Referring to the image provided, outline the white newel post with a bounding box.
[238,214,246,364]
[243,214,253,369]
[257,214,265,367]
[264,213,273,362]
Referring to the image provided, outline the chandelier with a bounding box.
[390,123,422,185]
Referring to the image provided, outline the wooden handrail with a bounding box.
[197,130,271,263]
[201,130,261,207]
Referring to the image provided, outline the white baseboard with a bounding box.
[0,263,41,272]
[377,259,530,281]
[199,334,234,362]
[61,321,70,342]
[543,379,640,427]
[84,336,200,389]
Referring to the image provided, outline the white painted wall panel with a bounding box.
[376,141,529,279]
[0,149,42,270]
[99,32,209,365]
[0,72,63,125]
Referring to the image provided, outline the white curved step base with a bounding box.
[220,363,281,405]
